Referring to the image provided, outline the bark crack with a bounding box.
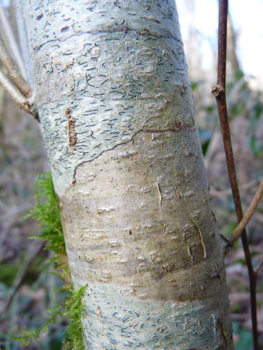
[72,126,184,183]
[34,27,183,52]
[189,216,207,259]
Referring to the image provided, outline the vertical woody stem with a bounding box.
[212,1,258,349]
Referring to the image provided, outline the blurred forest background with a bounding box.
[0,0,263,349]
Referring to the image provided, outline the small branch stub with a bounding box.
[211,85,224,97]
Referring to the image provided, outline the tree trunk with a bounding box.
[21,0,234,349]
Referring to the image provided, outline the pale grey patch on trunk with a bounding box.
[22,0,194,194]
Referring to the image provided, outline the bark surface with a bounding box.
[22,0,234,349]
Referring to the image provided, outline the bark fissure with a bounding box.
[72,125,188,184]
[33,27,183,53]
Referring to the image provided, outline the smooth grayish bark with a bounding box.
[22,1,234,349]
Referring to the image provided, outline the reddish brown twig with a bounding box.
[212,1,258,349]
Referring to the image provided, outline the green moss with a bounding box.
[25,171,65,255]
[12,285,88,348]
[62,285,88,350]
[12,171,87,349]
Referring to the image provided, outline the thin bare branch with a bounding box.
[0,241,45,316]
[229,179,263,246]
[212,1,258,349]
[0,2,26,78]
[210,177,262,198]
[255,257,263,278]
[15,0,34,87]
[0,35,32,97]
[0,67,38,119]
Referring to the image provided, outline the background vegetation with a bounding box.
[0,0,263,349]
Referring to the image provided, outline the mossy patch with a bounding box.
[12,171,87,349]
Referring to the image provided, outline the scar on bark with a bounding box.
[219,319,228,347]
[65,107,77,154]
[153,175,162,205]
[189,216,207,259]
[187,244,194,263]
[142,120,182,133]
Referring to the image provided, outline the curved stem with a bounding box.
[229,179,263,246]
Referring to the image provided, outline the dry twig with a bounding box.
[255,257,263,278]
[0,240,45,316]
[0,2,26,78]
[210,177,262,198]
[229,179,263,246]
[0,35,32,98]
[0,67,38,119]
